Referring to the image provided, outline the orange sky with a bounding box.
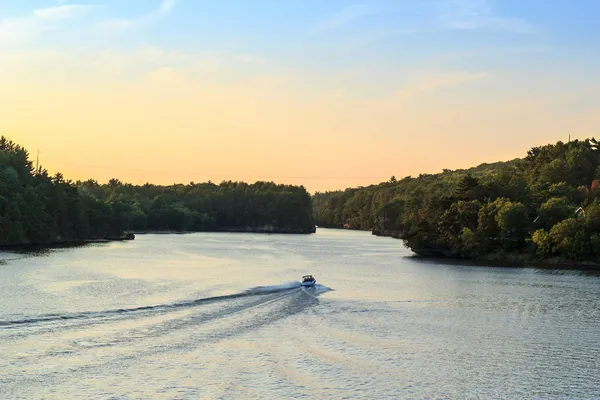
[1,2,599,193]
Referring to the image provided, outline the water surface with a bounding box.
[1,229,599,399]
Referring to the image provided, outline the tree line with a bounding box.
[0,137,314,246]
[313,138,600,264]
[78,179,314,233]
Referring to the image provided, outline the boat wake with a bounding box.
[0,280,334,381]
[0,281,332,329]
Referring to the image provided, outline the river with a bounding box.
[1,229,599,399]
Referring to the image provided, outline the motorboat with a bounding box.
[301,275,316,287]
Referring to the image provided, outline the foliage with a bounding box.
[313,138,600,263]
[77,180,314,233]
[0,137,121,246]
[0,137,314,246]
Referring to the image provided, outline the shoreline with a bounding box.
[0,227,316,252]
[4,227,598,271]
[132,226,316,235]
[0,234,135,253]
[405,254,600,271]
[372,229,600,270]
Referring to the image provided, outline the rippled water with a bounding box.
[1,229,600,399]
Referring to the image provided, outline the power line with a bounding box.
[51,161,391,180]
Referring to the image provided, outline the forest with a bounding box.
[313,138,600,264]
[0,137,314,246]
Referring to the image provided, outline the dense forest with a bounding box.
[77,179,314,233]
[313,138,600,264]
[0,137,314,246]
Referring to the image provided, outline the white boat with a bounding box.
[301,275,316,287]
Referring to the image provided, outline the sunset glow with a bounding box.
[1,0,599,192]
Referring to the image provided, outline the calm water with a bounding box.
[1,229,599,399]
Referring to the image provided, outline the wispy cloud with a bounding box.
[0,4,100,42]
[315,4,377,32]
[344,28,415,51]
[35,4,100,20]
[438,0,538,34]
[97,0,175,32]
[0,45,269,86]
[396,71,488,99]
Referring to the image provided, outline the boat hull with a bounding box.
[301,280,316,287]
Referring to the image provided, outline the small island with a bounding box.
[0,137,315,248]
[313,138,600,267]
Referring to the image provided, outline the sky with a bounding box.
[1,0,599,192]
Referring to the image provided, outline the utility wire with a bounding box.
[50,161,392,181]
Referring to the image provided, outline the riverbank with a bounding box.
[0,233,135,252]
[133,225,316,235]
[0,225,317,251]
[372,229,600,269]
[215,225,316,234]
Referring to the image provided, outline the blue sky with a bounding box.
[1,1,598,82]
[1,1,599,190]
[2,0,598,61]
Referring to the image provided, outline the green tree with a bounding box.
[537,197,574,230]
[548,218,588,260]
[438,200,481,255]
[495,200,529,250]
[531,229,552,258]
[313,137,600,263]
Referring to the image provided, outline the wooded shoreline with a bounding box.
[0,136,315,248]
[314,138,600,268]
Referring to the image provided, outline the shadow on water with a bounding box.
[404,255,600,276]
[0,240,120,260]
